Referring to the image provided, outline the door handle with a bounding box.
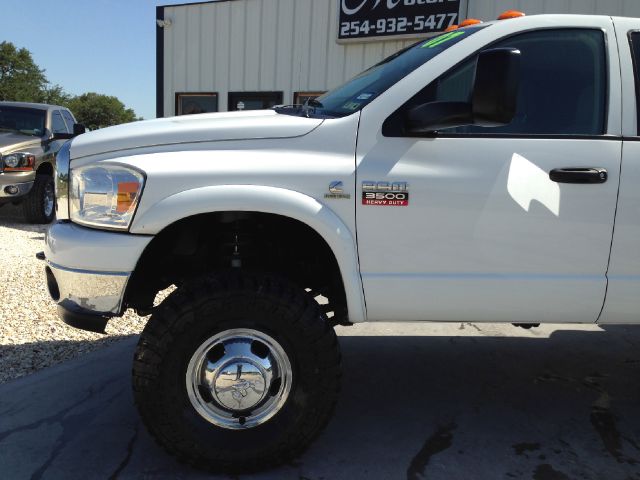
[549,168,608,184]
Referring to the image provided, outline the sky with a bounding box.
[2,0,193,119]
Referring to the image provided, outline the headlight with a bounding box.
[2,152,35,171]
[70,164,145,230]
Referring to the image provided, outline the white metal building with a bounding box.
[156,0,640,117]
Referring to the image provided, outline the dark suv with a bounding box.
[0,102,84,223]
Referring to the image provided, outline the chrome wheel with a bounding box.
[43,180,54,218]
[186,328,292,430]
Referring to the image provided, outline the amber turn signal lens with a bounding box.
[444,25,459,32]
[116,181,139,213]
[459,19,482,27]
[498,10,525,20]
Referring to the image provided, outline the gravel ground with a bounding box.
[0,203,147,384]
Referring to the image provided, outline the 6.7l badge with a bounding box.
[362,181,409,206]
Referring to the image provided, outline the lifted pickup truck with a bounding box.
[0,102,84,223]
[42,12,640,472]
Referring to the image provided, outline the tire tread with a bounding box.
[132,272,341,473]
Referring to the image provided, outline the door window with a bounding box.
[228,92,283,111]
[628,32,640,135]
[51,111,69,133]
[394,29,608,136]
[62,110,76,130]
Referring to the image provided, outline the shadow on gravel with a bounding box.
[0,336,136,384]
[0,203,48,232]
[1,325,640,479]
[0,202,25,221]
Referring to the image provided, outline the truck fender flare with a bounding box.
[130,184,367,323]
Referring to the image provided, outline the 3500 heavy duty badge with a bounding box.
[362,181,409,206]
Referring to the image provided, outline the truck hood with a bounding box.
[0,131,41,153]
[70,110,323,159]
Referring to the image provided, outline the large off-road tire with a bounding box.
[22,174,55,224]
[132,273,341,473]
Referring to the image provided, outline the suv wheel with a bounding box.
[23,174,55,224]
[132,273,341,472]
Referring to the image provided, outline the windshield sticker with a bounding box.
[421,30,466,49]
[342,102,362,111]
[356,93,375,101]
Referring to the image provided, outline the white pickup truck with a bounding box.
[42,12,640,472]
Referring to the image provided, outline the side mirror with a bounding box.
[51,132,74,141]
[405,101,472,133]
[405,47,521,133]
[471,47,521,127]
[50,124,87,141]
[73,123,86,135]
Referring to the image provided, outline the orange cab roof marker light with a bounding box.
[498,10,525,20]
[444,25,459,32]
[459,19,482,27]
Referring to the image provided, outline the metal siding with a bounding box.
[162,0,640,116]
[309,0,332,92]
[229,1,246,95]
[186,5,201,91]
[326,0,346,90]
[292,0,313,95]
[172,6,187,93]
[259,0,278,91]
[621,0,640,17]
[344,43,364,80]
[162,10,173,116]
[165,0,423,114]
[276,0,295,100]
[201,6,215,89]
[214,1,231,111]
[363,41,384,73]
[244,0,261,91]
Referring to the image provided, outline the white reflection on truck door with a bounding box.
[507,153,560,216]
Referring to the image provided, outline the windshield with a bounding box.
[276,25,487,119]
[0,106,46,136]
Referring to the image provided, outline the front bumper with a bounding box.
[44,221,153,333]
[0,180,33,201]
[45,262,129,333]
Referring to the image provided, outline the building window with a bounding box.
[175,93,218,115]
[294,92,326,105]
[228,92,283,111]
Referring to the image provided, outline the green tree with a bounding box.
[0,41,47,101]
[0,42,140,127]
[40,84,72,106]
[67,92,139,130]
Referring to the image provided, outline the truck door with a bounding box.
[355,18,622,323]
[600,19,640,324]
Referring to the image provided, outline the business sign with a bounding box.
[339,0,461,41]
